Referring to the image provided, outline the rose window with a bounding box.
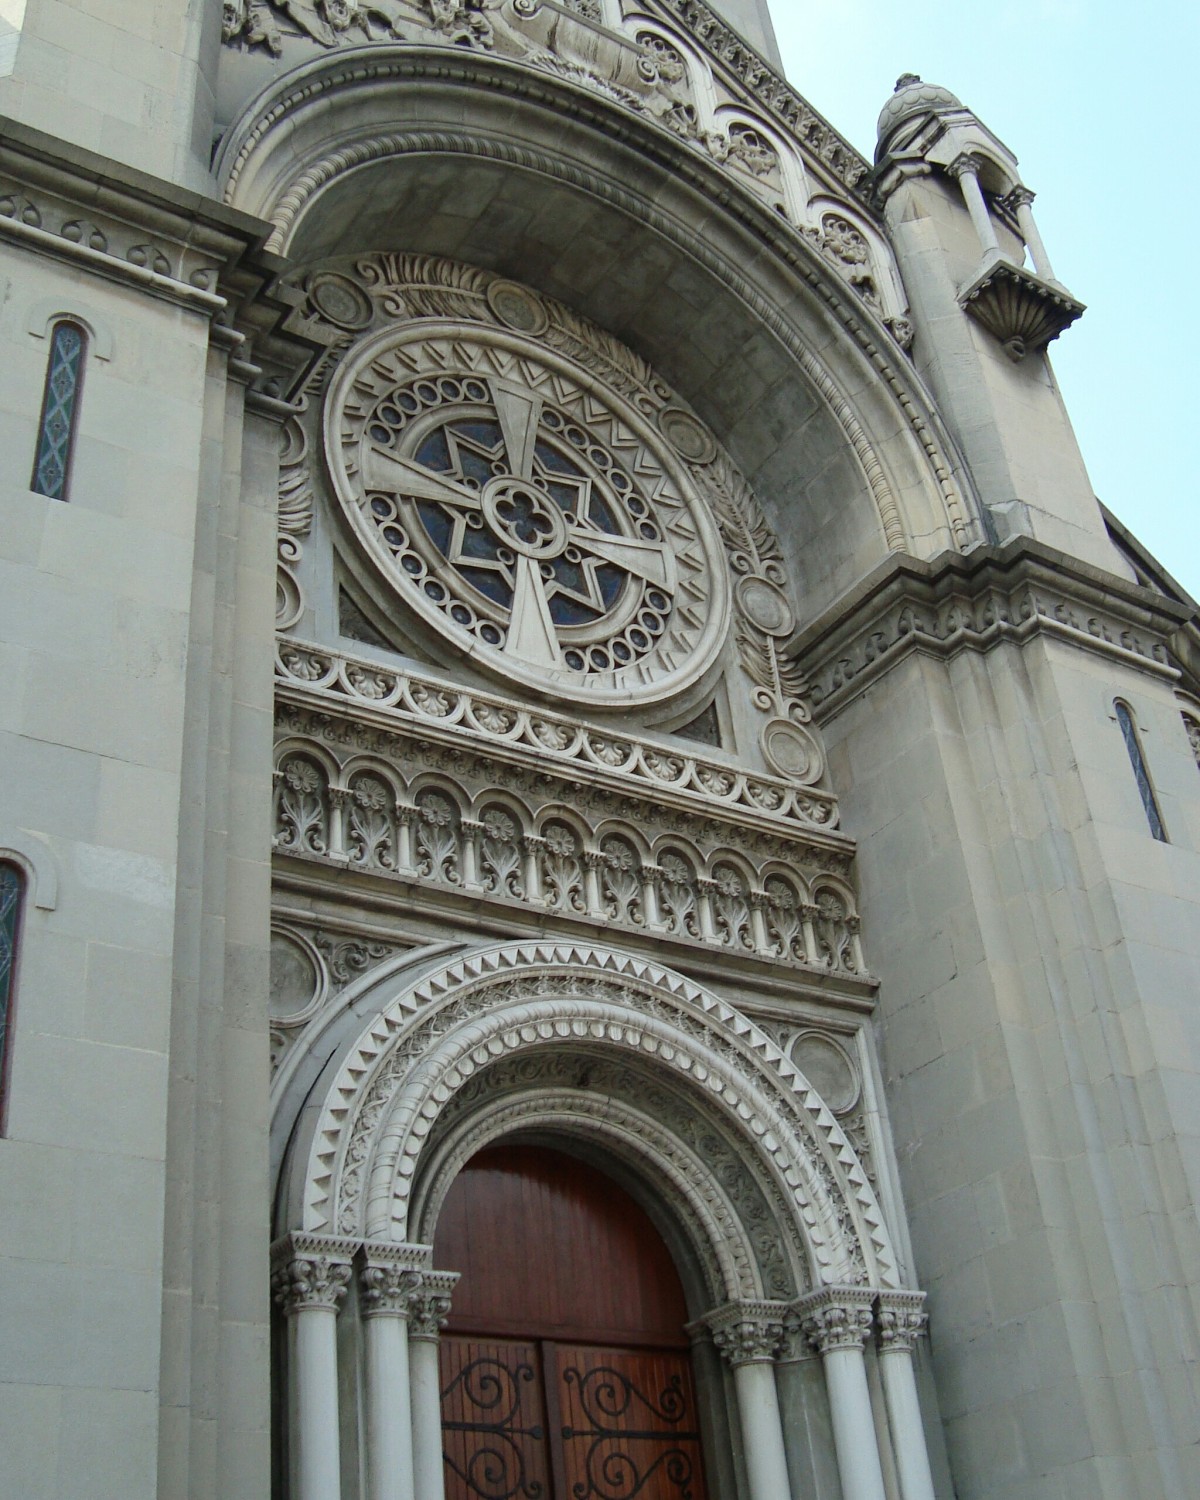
[326,327,728,705]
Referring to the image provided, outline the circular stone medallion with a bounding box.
[659,407,717,465]
[761,717,824,784]
[325,322,729,707]
[270,930,320,1021]
[308,271,374,331]
[736,575,795,637]
[790,1031,860,1115]
[486,279,550,336]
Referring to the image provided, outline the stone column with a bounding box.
[877,1292,937,1500]
[705,1303,792,1500]
[407,1270,460,1500]
[360,1245,431,1500]
[460,819,482,890]
[795,1288,887,1500]
[521,834,544,902]
[1006,185,1056,281]
[272,1234,355,1500]
[948,153,1000,260]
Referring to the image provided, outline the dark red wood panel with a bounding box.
[440,1335,551,1500]
[433,1144,689,1346]
[551,1343,708,1500]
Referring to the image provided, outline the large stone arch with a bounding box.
[218,44,985,624]
[279,940,901,1298]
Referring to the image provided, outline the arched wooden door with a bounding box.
[433,1143,710,1500]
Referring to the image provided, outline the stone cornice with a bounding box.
[652,0,871,200]
[0,117,317,402]
[274,640,847,842]
[790,539,1188,720]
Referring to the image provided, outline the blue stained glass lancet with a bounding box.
[1115,701,1168,842]
[31,320,86,499]
[0,862,23,1123]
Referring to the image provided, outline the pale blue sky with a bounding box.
[772,2,1199,599]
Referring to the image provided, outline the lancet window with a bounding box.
[0,861,25,1128]
[1115,701,1168,842]
[31,320,86,500]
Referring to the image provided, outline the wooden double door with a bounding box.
[434,1144,709,1500]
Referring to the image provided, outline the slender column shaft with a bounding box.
[951,157,1000,258]
[365,1315,415,1500]
[273,1237,353,1500]
[293,1306,343,1500]
[877,1294,936,1500]
[879,1347,937,1500]
[1013,196,1055,281]
[824,1346,888,1500]
[732,1360,792,1500]
[409,1337,445,1500]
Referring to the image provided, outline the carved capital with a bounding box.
[521,834,547,856]
[1004,184,1036,211]
[359,1243,430,1320]
[271,1233,355,1315]
[792,1287,875,1356]
[583,849,606,871]
[877,1290,929,1352]
[461,818,485,841]
[328,786,353,810]
[699,1301,788,1367]
[406,1269,461,1341]
[947,152,982,181]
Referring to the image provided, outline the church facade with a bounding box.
[1,5,1199,1500]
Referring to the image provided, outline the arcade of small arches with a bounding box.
[271,941,937,1500]
[272,746,866,972]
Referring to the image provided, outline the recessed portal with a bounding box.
[433,1142,709,1500]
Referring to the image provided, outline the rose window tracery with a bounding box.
[326,328,728,705]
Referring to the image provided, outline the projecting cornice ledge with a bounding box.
[790,539,1189,720]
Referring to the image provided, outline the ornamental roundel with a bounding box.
[324,324,730,706]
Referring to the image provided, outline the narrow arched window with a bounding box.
[31,319,87,500]
[1115,701,1168,842]
[0,861,25,1129]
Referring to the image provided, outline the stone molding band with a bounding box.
[791,538,1190,718]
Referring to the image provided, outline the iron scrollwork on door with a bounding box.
[560,1364,698,1500]
[442,1353,546,1500]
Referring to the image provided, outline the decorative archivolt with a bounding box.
[271,716,867,974]
[220,0,875,220]
[288,940,899,1292]
[412,1089,767,1304]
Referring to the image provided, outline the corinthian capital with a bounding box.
[793,1286,875,1355]
[270,1233,355,1315]
[359,1243,431,1319]
[877,1290,929,1352]
[406,1269,461,1340]
[700,1301,788,1367]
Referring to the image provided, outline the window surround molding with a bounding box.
[0,829,60,912]
[26,298,114,361]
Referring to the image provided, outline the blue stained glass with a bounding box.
[32,322,85,500]
[535,441,583,478]
[416,429,452,472]
[0,863,23,1115]
[1115,701,1168,842]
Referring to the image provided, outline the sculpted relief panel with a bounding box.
[219,2,913,337]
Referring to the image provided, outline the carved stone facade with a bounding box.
[4,6,1200,1500]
